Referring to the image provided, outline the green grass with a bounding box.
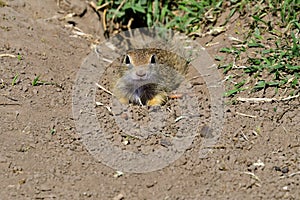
[97,0,223,34]
[97,0,299,98]
[50,128,56,135]
[32,75,41,86]
[32,75,58,87]
[219,0,299,97]
[17,53,22,61]
[11,73,19,86]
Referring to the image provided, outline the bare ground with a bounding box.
[0,1,299,199]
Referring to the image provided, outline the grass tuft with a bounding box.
[219,0,299,97]
[98,0,299,97]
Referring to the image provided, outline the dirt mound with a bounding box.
[0,1,299,199]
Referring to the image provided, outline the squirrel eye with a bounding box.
[124,55,131,65]
[150,54,156,64]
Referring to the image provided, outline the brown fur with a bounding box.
[113,48,188,106]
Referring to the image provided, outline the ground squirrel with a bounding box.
[113,48,188,106]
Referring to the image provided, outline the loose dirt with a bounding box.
[1,1,299,199]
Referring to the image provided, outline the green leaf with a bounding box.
[224,88,240,97]
[287,65,300,71]
[146,12,153,27]
[252,15,267,25]
[97,0,105,6]
[32,75,40,86]
[262,49,274,54]
[132,4,146,13]
[50,129,56,135]
[229,7,236,18]
[215,56,224,61]
[12,73,19,86]
[220,47,233,53]
[248,40,265,48]
[160,5,169,22]
[266,81,279,86]
[17,53,22,60]
[223,63,233,74]
[234,80,246,88]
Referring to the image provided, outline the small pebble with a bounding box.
[121,113,128,120]
[22,86,28,92]
[282,186,288,191]
[32,89,38,94]
[281,166,289,173]
[274,166,281,171]
[146,181,157,188]
[113,193,124,200]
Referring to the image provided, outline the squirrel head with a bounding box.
[113,48,188,105]
[121,50,158,82]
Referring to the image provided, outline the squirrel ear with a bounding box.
[150,54,156,64]
[124,55,131,65]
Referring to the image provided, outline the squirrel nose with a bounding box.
[136,69,146,77]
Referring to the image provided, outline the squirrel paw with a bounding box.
[118,97,129,104]
[147,93,167,106]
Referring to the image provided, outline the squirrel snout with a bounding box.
[135,69,147,77]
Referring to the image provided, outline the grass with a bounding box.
[97,0,299,98]
[50,128,56,135]
[32,75,58,87]
[17,53,22,61]
[97,0,223,34]
[219,0,299,97]
[11,73,19,86]
[32,75,41,86]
